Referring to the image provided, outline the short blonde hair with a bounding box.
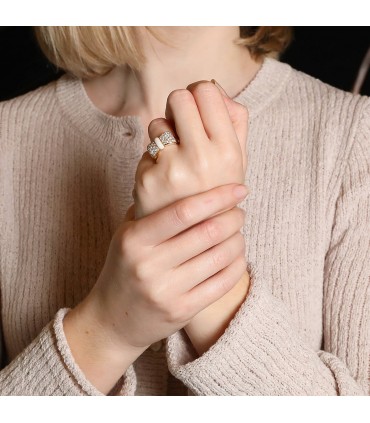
[33,26,292,80]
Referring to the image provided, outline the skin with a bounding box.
[64,26,261,394]
[83,26,261,146]
[134,80,251,356]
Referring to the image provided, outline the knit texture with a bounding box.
[0,58,369,395]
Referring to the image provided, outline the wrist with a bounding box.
[185,270,250,356]
[63,292,147,394]
[64,292,147,364]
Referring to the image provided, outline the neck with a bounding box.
[83,27,262,121]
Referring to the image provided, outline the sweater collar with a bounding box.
[55,57,292,152]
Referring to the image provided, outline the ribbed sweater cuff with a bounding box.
[0,308,137,395]
[54,308,137,396]
[166,263,363,395]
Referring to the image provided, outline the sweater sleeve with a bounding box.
[0,105,137,396]
[165,101,370,396]
[0,308,137,395]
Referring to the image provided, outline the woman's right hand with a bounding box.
[63,182,247,394]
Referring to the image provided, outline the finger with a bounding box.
[211,80,249,173]
[173,231,245,293]
[164,88,208,151]
[186,80,237,145]
[211,79,249,137]
[211,79,248,127]
[132,183,249,246]
[183,255,247,316]
[230,101,248,174]
[156,206,245,268]
[147,117,176,141]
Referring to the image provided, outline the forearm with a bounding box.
[63,294,147,395]
[184,270,250,356]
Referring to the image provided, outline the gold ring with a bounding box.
[147,131,179,161]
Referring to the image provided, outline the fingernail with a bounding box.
[187,80,209,90]
[211,79,231,98]
[233,184,249,199]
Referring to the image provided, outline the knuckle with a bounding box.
[116,225,135,256]
[163,166,186,185]
[212,248,228,268]
[137,172,154,194]
[133,261,151,282]
[219,266,240,295]
[202,219,222,243]
[218,276,232,294]
[208,272,232,299]
[168,89,194,106]
[164,304,188,324]
[146,289,163,308]
[172,201,194,227]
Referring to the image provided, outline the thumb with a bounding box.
[211,79,249,175]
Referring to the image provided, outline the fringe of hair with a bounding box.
[33,26,292,79]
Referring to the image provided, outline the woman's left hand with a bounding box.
[133,80,248,219]
[133,80,250,355]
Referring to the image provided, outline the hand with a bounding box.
[132,80,250,354]
[133,80,248,219]
[64,184,247,393]
[90,183,247,349]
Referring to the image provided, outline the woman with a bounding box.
[0,27,369,396]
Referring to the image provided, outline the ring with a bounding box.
[147,131,179,161]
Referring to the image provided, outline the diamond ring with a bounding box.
[147,131,179,161]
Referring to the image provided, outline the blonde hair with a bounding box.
[33,26,292,80]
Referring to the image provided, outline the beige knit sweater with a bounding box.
[0,58,369,396]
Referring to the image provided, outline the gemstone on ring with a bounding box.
[147,130,179,160]
[158,130,178,146]
[147,141,160,159]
